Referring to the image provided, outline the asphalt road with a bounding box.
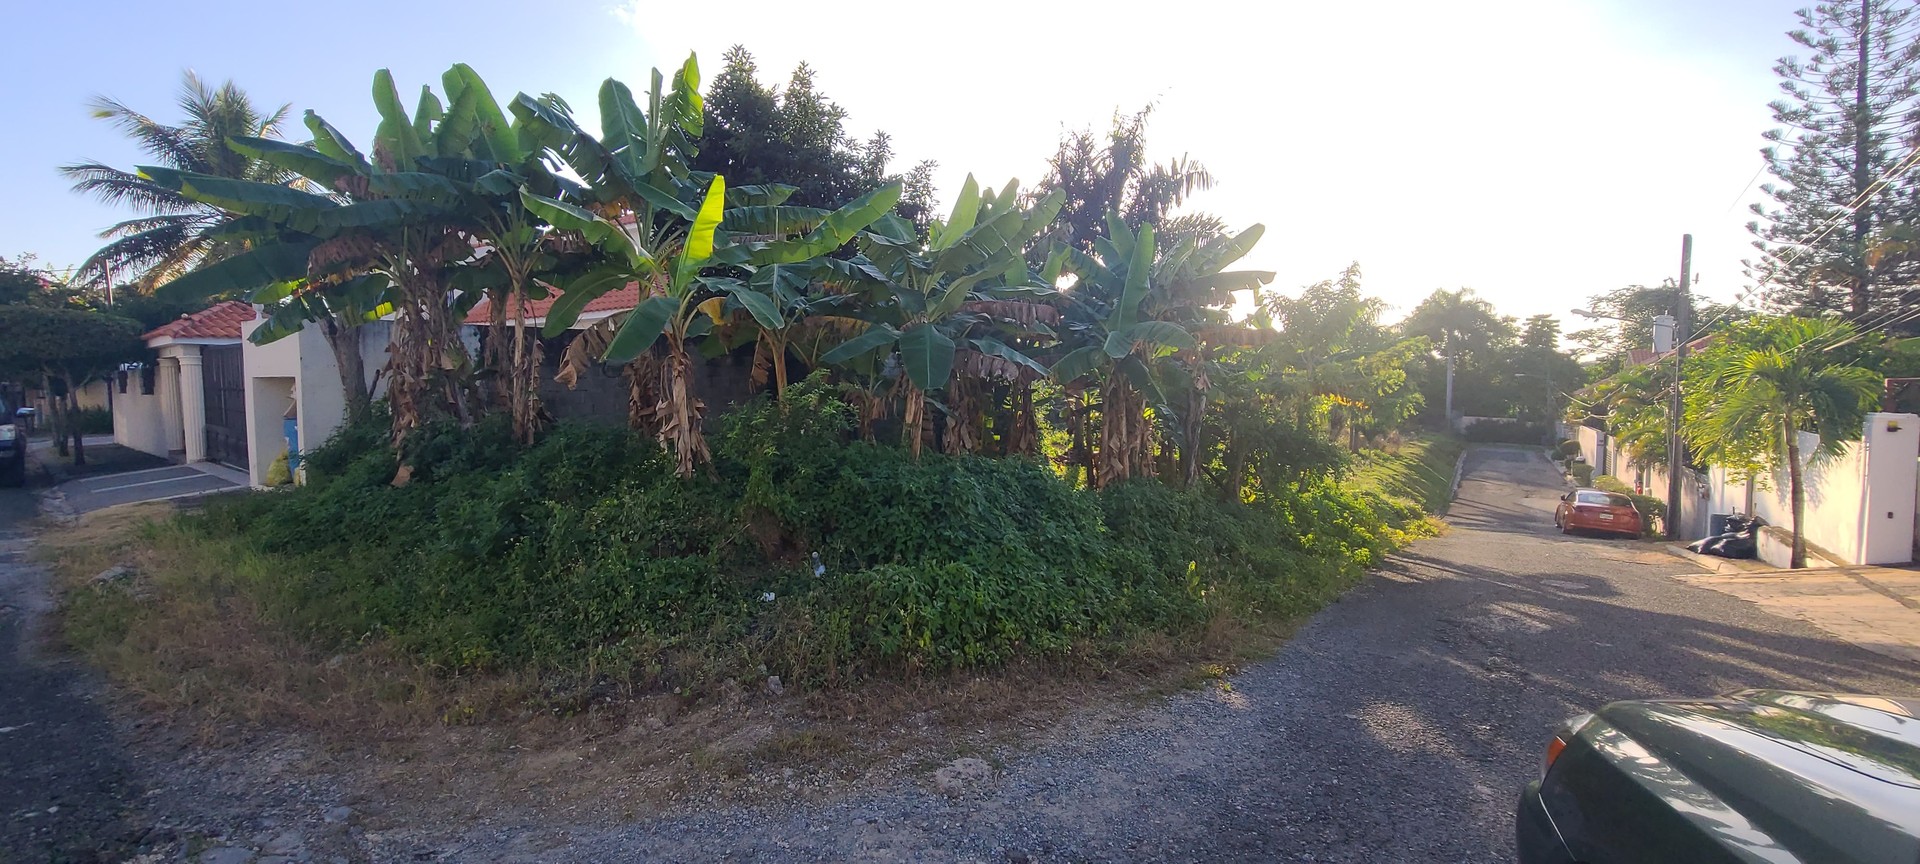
[0,468,146,862]
[485,445,1920,862]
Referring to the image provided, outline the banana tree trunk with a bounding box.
[943,377,981,455]
[658,332,710,478]
[509,289,542,445]
[485,288,510,411]
[321,316,371,424]
[1097,376,1153,488]
[771,336,789,402]
[901,376,929,461]
[1180,378,1206,489]
[625,353,655,433]
[386,278,438,450]
[1008,385,1039,457]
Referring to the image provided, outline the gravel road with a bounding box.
[423,446,1920,862]
[0,466,147,861]
[8,446,1920,863]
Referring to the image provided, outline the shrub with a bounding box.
[1558,440,1582,457]
[166,383,1440,695]
[70,407,113,435]
[1570,462,1595,486]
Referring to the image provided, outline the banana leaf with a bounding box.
[303,110,373,173]
[541,264,634,336]
[746,183,901,265]
[157,238,321,300]
[898,322,956,391]
[602,294,677,362]
[821,322,902,365]
[227,136,358,188]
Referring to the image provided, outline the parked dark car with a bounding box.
[1554,488,1643,539]
[0,397,25,486]
[1518,690,1920,863]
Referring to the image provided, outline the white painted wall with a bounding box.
[1576,425,1606,474]
[111,380,170,458]
[1586,412,1919,565]
[240,317,401,486]
[1859,416,1919,564]
[73,380,111,411]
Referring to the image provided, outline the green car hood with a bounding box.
[1595,689,1920,863]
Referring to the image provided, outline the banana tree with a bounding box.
[141,67,523,450]
[1051,216,1273,487]
[513,60,902,475]
[819,177,1065,458]
[526,177,901,475]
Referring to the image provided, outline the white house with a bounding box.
[115,284,761,488]
[237,316,392,487]
[113,301,256,469]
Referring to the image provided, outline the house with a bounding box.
[237,315,394,487]
[112,285,766,489]
[112,301,256,469]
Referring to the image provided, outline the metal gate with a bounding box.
[201,345,249,469]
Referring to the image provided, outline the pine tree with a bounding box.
[1750,0,1920,321]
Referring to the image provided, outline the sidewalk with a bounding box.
[1673,565,1920,664]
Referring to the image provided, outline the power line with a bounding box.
[1723,162,1768,215]
[1688,142,1920,342]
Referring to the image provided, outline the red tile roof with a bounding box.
[142,300,256,342]
[464,283,642,326]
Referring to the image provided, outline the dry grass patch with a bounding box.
[37,502,1353,824]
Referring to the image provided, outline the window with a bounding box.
[1575,491,1632,507]
[118,369,129,394]
[140,365,156,395]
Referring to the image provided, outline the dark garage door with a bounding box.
[201,345,249,470]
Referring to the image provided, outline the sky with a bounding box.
[0,0,1810,331]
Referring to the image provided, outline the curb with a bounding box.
[1664,543,1771,576]
[1444,448,1470,515]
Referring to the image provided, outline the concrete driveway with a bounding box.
[27,437,246,515]
[48,464,246,514]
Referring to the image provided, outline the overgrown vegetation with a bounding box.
[60,382,1447,724]
[1347,434,1465,516]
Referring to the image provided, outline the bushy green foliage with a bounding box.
[1570,462,1595,486]
[71,407,113,435]
[1348,435,1466,514]
[187,382,1435,689]
[1558,440,1581,457]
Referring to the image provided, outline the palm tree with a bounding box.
[1687,316,1880,568]
[61,72,295,292]
[1401,287,1507,420]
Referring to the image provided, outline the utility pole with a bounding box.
[1665,234,1692,540]
[1443,333,1455,425]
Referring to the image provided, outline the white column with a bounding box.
[158,356,185,455]
[178,348,207,463]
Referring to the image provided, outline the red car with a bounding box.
[1554,489,1643,538]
